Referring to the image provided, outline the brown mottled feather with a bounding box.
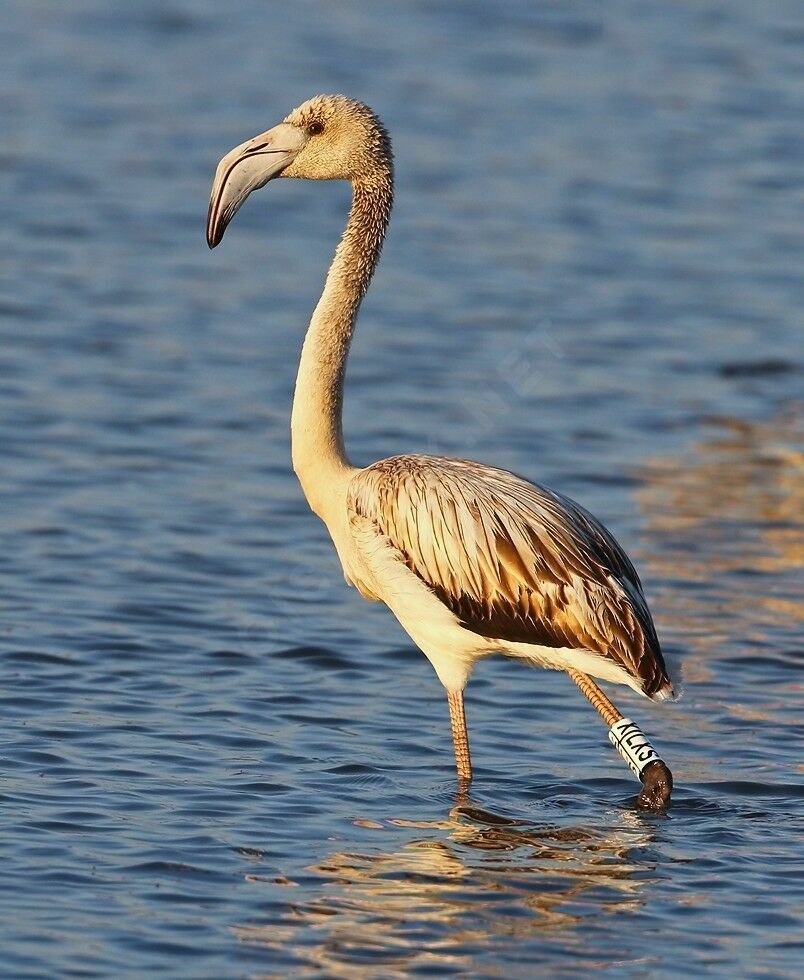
[348,455,671,696]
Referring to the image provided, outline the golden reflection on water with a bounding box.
[635,410,803,668]
[235,803,657,977]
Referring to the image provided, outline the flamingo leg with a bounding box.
[566,668,673,810]
[447,690,473,785]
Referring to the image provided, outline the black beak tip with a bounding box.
[206,198,224,248]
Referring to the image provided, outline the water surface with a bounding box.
[1,1,802,976]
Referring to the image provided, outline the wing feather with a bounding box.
[348,455,672,696]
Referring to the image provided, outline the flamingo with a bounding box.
[207,95,675,808]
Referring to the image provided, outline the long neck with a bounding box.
[291,173,393,517]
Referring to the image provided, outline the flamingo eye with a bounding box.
[307,121,324,136]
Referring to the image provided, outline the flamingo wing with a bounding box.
[347,454,672,698]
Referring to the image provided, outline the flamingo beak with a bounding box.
[206,123,304,248]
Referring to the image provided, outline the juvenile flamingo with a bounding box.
[207,95,675,808]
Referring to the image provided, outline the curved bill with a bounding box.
[206,123,304,248]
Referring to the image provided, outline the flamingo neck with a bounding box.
[291,173,393,518]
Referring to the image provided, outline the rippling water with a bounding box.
[1,1,802,976]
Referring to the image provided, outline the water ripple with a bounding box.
[1,0,802,976]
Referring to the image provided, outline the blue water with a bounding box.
[1,1,802,976]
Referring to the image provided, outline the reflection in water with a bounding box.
[637,410,802,659]
[634,408,802,746]
[234,802,657,976]
[639,410,802,575]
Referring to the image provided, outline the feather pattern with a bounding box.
[348,454,672,697]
